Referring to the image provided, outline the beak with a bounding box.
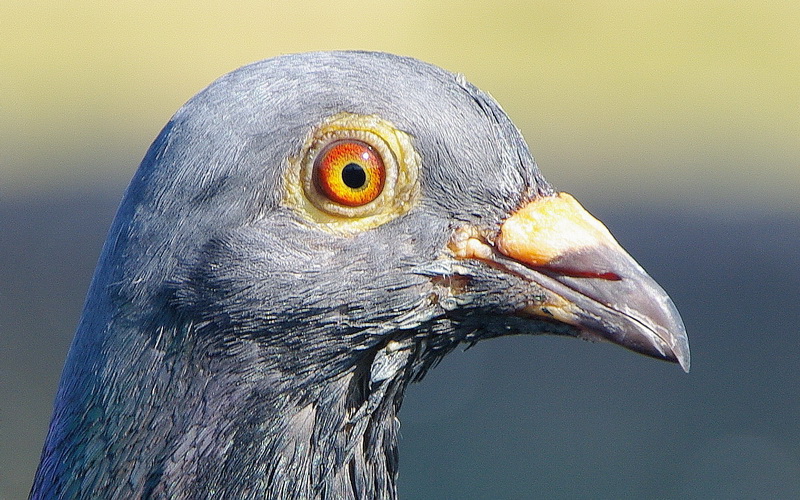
[452,192,690,372]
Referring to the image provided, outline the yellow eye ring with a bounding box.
[313,139,386,207]
[285,112,421,233]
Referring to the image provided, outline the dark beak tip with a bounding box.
[652,300,691,373]
[641,319,691,373]
[678,355,691,373]
[672,331,691,373]
[578,284,691,373]
[611,269,691,373]
[605,327,690,372]
[634,307,691,373]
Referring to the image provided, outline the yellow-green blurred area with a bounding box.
[3,2,800,499]
[2,1,798,206]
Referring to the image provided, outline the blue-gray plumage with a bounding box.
[31,51,689,499]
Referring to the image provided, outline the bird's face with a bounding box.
[142,52,688,390]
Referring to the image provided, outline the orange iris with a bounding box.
[313,140,386,207]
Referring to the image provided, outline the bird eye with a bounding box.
[313,140,386,207]
[287,112,421,231]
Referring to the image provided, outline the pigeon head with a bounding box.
[31,51,689,499]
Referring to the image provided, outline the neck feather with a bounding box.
[31,322,410,500]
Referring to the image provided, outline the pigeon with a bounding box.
[30,51,689,499]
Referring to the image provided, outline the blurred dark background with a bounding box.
[2,2,798,498]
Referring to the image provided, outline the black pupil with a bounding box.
[342,163,367,189]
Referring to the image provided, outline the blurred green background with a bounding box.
[2,2,798,498]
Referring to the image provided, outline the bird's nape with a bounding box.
[30,51,688,499]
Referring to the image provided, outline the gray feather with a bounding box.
[31,51,552,499]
